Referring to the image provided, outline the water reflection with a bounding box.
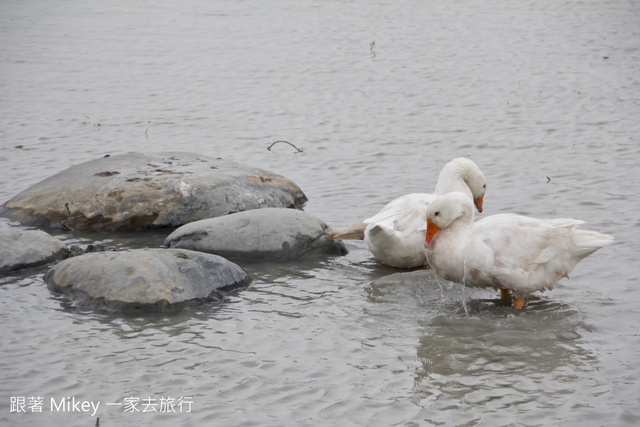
[366,269,600,423]
[414,303,596,378]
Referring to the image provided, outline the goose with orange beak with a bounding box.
[424,192,613,309]
[327,158,487,268]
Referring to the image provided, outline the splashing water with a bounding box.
[461,256,469,317]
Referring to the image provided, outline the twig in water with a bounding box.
[59,220,78,232]
[60,202,78,232]
[267,140,303,153]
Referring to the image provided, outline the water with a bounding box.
[1,0,639,425]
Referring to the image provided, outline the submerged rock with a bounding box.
[0,152,307,231]
[164,208,348,260]
[0,229,69,273]
[44,248,250,313]
[68,243,106,257]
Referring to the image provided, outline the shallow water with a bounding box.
[1,0,639,426]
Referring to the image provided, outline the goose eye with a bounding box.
[434,211,440,217]
[483,184,486,189]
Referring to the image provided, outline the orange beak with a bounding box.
[425,220,441,247]
[474,195,484,213]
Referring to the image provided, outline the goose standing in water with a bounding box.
[424,192,614,309]
[328,158,487,268]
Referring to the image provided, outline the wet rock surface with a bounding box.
[0,229,69,273]
[164,208,348,260]
[0,152,307,231]
[44,248,250,313]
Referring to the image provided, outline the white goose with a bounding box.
[424,192,614,309]
[328,158,487,268]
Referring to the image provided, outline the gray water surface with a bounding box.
[1,0,639,426]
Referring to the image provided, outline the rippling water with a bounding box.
[1,0,639,426]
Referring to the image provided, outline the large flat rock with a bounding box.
[164,208,348,260]
[44,248,250,313]
[0,152,307,231]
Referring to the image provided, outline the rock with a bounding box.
[0,152,307,231]
[0,229,69,273]
[68,243,106,257]
[44,248,250,313]
[164,208,348,260]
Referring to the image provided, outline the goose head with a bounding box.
[434,158,487,213]
[425,192,475,246]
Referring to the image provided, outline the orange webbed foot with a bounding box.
[513,297,525,310]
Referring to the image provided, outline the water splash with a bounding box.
[461,256,469,317]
